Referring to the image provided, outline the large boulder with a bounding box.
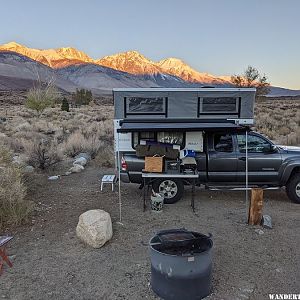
[69,164,84,173]
[76,210,113,248]
[24,165,35,173]
[73,157,87,167]
[75,152,91,162]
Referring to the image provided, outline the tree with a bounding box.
[73,89,93,106]
[61,97,70,112]
[231,66,270,97]
[25,83,58,115]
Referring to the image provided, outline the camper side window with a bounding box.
[214,134,233,152]
[199,97,239,114]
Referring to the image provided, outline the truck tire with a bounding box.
[152,178,184,204]
[286,173,300,204]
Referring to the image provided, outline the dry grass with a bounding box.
[255,99,300,145]
[0,146,33,229]
[0,104,114,169]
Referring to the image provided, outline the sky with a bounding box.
[0,0,299,89]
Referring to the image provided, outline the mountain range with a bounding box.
[0,42,299,97]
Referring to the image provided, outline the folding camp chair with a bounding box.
[0,236,13,274]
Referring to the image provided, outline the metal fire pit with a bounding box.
[149,228,213,300]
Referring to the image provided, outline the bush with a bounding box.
[25,84,58,114]
[62,130,101,158]
[0,146,33,228]
[61,97,70,112]
[23,138,62,169]
[72,89,93,106]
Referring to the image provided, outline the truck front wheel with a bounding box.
[286,173,300,204]
[152,178,184,204]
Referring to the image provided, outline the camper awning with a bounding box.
[117,121,246,133]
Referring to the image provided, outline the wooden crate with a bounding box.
[145,156,163,173]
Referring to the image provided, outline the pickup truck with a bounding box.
[120,130,300,204]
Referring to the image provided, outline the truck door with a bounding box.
[235,133,282,184]
[207,133,238,182]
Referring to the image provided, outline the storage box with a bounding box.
[165,160,181,174]
[145,156,163,173]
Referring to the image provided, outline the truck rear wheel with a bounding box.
[286,173,300,204]
[152,178,184,204]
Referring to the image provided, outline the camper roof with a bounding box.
[113,88,256,92]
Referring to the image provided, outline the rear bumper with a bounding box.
[120,171,130,183]
[120,171,142,184]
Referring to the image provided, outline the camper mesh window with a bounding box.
[157,132,184,146]
[200,97,239,114]
[126,97,166,115]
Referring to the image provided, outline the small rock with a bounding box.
[24,165,35,173]
[261,215,272,229]
[73,157,87,167]
[12,155,23,166]
[76,209,113,248]
[255,229,264,235]
[48,175,60,180]
[69,164,84,173]
[0,116,7,123]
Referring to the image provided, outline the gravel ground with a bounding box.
[1,165,299,300]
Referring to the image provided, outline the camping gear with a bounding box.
[180,149,196,159]
[149,229,213,300]
[136,144,179,159]
[165,160,181,174]
[145,156,163,173]
[150,192,164,212]
[181,157,197,173]
[0,236,13,275]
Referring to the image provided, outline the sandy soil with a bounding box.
[1,165,299,300]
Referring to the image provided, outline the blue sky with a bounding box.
[0,0,299,89]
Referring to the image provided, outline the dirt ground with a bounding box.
[1,165,299,300]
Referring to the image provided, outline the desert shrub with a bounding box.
[23,138,62,169]
[62,130,102,158]
[62,131,86,157]
[25,84,58,114]
[72,89,93,106]
[61,97,70,112]
[0,146,33,228]
[94,141,114,168]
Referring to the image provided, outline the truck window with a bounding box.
[214,134,233,152]
[237,134,272,153]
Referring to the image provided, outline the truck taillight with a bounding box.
[121,157,128,171]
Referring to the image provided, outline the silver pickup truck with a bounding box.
[120,130,300,204]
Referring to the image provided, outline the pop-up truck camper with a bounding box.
[113,88,300,210]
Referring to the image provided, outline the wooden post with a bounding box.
[248,188,263,225]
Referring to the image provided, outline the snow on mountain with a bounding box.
[0,42,299,96]
[157,58,228,85]
[0,42,93,68]
[96,51,162,75]
[0,42,230,84]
